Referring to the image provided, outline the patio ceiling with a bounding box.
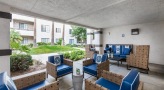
[0,0,164,29]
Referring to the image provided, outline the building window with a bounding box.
[56,28,61,33]
[41,25,50,32]
[22,38,28,44]
[69,39,74,44]
[56,38,59,42]
[19,23,28,30]
[69,29,72,34]
[41,38,49,43]
[92,33,95,40]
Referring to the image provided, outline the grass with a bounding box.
[29,45,80,55]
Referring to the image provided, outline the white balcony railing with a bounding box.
[15,29,34,36]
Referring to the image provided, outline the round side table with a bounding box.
[72,74,83,90]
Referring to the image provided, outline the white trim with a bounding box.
[119,70,139,90]
[119,70,131,90]
[131,72,139,90]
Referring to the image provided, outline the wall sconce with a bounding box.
[131,28,139,35]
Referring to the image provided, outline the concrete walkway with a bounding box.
[32,53,61,64]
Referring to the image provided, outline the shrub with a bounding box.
[66,44,77,47]
[10,54,33,71]
[27,43,33,48]
[56,38,62,45]
[77,45,84,48]
[63,50,85,61]
[63,52,70,59]
[19,45,31,53]
[37,42,50,46]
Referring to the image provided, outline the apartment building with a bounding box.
[10,14,77,45]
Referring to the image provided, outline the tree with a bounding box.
[71,26,87,44]
[10,29,23,49]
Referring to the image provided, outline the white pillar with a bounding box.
[93,30,103,54]
[86,29,94,44]
[0,3,11,76]
[87,28,103,54]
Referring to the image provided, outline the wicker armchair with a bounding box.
[85,70,143,90]
[13,72,59,90]
[83,53,109,78]
[0,71,59,90]
[47,55,73,80]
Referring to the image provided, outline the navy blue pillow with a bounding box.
[96,54,102,64]
[123,49,130,55]
[93,53,97,63]
[54,55,61,65]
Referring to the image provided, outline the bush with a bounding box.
[37,42,50,46]
[27,43,33,48]
[63,50,85,61]
[63,52,70,59]
[66,44,77,47]
[10,54,33,71]
[56,38,62,45]
[19,45,31,53]
[77,45,84,48]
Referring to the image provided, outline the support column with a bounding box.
[33,18,37,47]
[93,30,103,54]
[62,24,65,46]
[51,22,54,45]
[86,29,103,54]
[0,3,11,76]
[86,29,93,44]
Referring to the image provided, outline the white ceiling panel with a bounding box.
[158,0,164,21]
[31,0,123,20]
[69,0,162,28]
[0,0,37,11]
[0,0,164,29]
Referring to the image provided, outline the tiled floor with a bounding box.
[13,59,164,90]
[46,60,164,90]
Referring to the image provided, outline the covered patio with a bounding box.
[0,0,164,90]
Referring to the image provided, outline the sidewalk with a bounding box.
[32,53,61,64]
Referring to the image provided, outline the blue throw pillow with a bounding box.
[123,49,130,55]
[115,45,121,54]
[54,55,61,65]
[96,54,102,64]
[93,53,97,63]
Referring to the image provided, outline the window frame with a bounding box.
[41,38,50,43]
[22,37,28,44]
[56,28,61,33]
[69,29,72,34]
[19,23,28,30]
[69,39,74,44]
[41,25,50,32]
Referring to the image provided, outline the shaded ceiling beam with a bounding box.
[11,7,100,30]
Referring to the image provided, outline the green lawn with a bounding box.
[29,45,80,55]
